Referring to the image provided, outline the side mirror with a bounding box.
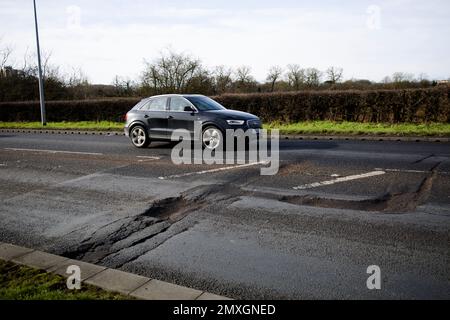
[184,106,195,112]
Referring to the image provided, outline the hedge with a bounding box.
[0,98,139,122]
[214,87,450,123]
[0,87,449,123]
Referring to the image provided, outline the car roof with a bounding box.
[142,94,205,100]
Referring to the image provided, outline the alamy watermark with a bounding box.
[66,5,82,30]
[66,265,81,290]
[170,121,279,175]
[366,5,381,30]
[366,265,381,290]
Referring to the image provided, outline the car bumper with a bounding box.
[248,128,262,135]
[124,126,130,137]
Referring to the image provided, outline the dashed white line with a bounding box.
[293,170,386,190]
[375,167,429,174]
[136,156,161,159]
[330,174,340,177]
[158,161,268,180]
[4,147,103,156]
[136,156,161,162]
[374,167,450,175]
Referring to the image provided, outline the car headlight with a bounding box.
[226,120,245,125]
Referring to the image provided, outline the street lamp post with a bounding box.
[33,0,46,126]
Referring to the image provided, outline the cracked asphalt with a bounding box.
[0,132,449,299]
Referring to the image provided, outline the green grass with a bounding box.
[1,121,449,137]
[264,121,450,137]
[0,260,130,300]
[0,121,123,131]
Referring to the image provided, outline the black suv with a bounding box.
[124,94,261,149]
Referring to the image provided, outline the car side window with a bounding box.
[170,97,189,112]
[142,97,167,111]
[150,97,168,111]
[139,99,152,111]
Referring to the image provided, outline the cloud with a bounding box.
[1,0,449,83]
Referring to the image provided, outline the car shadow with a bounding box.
[148,139,340,151]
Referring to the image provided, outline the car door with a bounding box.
[142,96,170,139]
[167,96,198,139]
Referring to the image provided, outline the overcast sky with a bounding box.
[1,0,449,84]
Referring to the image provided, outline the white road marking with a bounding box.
[330,174,340,177]
[137,156,161,162]
[374,167,450,175]
[293,170,386,190]
[137,156,161,159]
[375,167,429,174]
[4,148,103,156]
[158,161,268,180]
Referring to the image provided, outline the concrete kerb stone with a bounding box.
[129,279,203,300]
[84,268,151,295]
[0,243,35,261]
[196,292,233,300]
[47,258,107,281]
[11,250,70,270]
[1,242,232,300]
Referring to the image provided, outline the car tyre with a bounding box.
[202,126,223,150]
[130,125,150,148]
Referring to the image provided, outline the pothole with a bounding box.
[280,169,437,213]
[61,192,208,262]
[278,162,315,176]
[142,196,194,222]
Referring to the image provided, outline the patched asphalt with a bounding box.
[0,133,449,299]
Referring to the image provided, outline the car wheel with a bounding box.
[130,125,150,148]
[202,126,223,150]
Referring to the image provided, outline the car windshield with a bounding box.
[185,96,226,111]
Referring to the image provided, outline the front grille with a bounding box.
[247,119,261,129]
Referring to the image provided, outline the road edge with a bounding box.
[0,242,231,300]
[1,128,449,142]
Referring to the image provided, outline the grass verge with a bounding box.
[0,260,130,300]
[264,121,450,137]
[0,121,449,136]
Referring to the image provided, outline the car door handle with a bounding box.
[167,115,173,119]
[144,115,149,118]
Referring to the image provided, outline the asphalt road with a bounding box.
[0,132,449,299]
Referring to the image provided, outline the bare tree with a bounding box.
[234,65,257,93]
[112,75,134,96]
[382,76,392,84]
[142,50,201,93]
[392,72,414,83]
[21,47,33,75]
[21,48,40,77]
[186,66,215,94]
[305,68,322,87]
[41,51,61,80]
[66,66,88,86]
[0,41,13,70]
[266,65,283,92]
[19,49,61,80]
[235,65,254,83]
[286,64,305,90]
[213,65,233,94]
[326,66,343,84]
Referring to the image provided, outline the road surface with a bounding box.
[0,132,449,299]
